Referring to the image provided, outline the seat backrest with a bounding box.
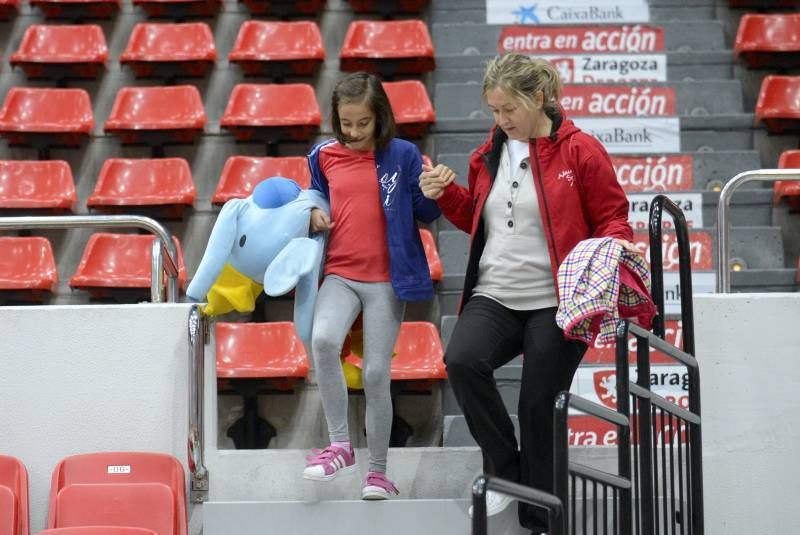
[87,158,196,207]
[221,83,321,126]
[0,485,17,535]
[54,483,175,535]
[382,80,435,123]
[756,75,800,117]
[213,156,310,204]
[0,455,28,535]
[0,88,94,133]
[0,237,58,291]
[105,86,206,131]
[121,22,216,61]
[10,24,107,63]
[69,233,187,290]
[736,14,800,52]
[341,20,433,57]
[230,21,324,61]
[390,322,446,380]
[0,160,76,210]
[216,322,309,379]
[48,453,185,535]
[778,149,800,168]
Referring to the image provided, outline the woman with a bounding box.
[420,53,633,533]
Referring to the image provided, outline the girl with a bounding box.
[420,54,634,533]
[302,72,441,500]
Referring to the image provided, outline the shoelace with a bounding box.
[364,473,399,495]
[305,446,344,467]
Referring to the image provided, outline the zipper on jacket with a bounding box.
[532,139,561,266]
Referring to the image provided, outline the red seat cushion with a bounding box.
[10,24,107,78]
[382,80,435,138]
[104,86,206,142]
[229,21,324,76]
[735,14,800,68]
[756,75,800,133]
[0,88,94,135]
[121,23,216,77]
[69,233,187,290]
[87,158,195,208]
[213,156,310,204]
[775,150,800,208]
[216,322,310,379]
[0,160,76,210]
[0,236,58,291]
[340,20,434,74]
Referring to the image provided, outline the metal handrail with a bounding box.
[0,215,180,302]
[187,305,208,503]
[717,169,800,293]
[472,475,565,535]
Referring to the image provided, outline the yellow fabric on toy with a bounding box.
[201,263,264,317]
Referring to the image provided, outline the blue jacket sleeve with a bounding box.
[307,141,331,201]
[407,145,441,224]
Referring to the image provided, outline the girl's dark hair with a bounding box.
[331,72,396,151]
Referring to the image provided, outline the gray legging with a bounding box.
[311,274,405,473]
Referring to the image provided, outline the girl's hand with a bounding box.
[310,208,334,232]
[420,163,456,200]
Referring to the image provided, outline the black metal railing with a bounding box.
[471,474,566,535]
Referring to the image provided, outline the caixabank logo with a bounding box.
[488,1,650,25]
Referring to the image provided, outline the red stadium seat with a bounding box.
[755,75,800,133]
[0,237,58,299]
[346,0,428,14]
[29,0,120,18]
[382,80,434,138]
[47,452,186,535]
[212,156,310,205]
[229,21,324,78]
[240,0,324,17]
[775,150,800,210]
[121,23,216,78]
[0,160,76,211]
[0,455,29,535]
[735,14,800,69]
[340,20,434,76]
[53,484,175,535]
[0,88,93,148]
[104,86,206,145]
[0,0,20,19]
[216,322,309,382]
[216,321,310,448]
[220,84,320,143]
[40,528,157,535]
[10,24,107,79]
[87,158,195,217]
[418,228,442,282]
[69,233,187,299]
[132,0,219,18]
[343,322,445,382]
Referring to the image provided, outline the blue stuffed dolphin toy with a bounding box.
[186,177,328,344]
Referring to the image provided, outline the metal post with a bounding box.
[717,169,800,292]
[187,306,209,502]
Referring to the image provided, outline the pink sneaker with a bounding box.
[361,471,399,500]
[303,444,356,481]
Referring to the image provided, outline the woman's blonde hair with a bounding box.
[482,53,562,116]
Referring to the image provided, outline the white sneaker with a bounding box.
[468,490,515,518]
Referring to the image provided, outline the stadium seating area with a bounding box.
[2,0,800,532]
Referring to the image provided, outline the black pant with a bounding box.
[445,296,586,530]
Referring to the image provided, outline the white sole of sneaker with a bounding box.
[302,463,357,482]
[361,488,390,500]
[467,495,515,518]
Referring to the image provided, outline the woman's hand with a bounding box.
[310,208,334,232]
[420,163,456,200]
[615,238,640,254]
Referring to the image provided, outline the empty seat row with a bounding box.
[0,234,187,301]
[1,452,186,535]
[8,20,433,80]
[0,82,434,147]
[0,0,426,19]
[0,229,441,301]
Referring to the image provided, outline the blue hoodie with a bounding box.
[308,137,441,301]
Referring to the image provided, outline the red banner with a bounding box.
[612,155,694,192]
[584,320,684,365]
[499,25,665,54]
[561,85,676,116]
[632,231,713,271]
